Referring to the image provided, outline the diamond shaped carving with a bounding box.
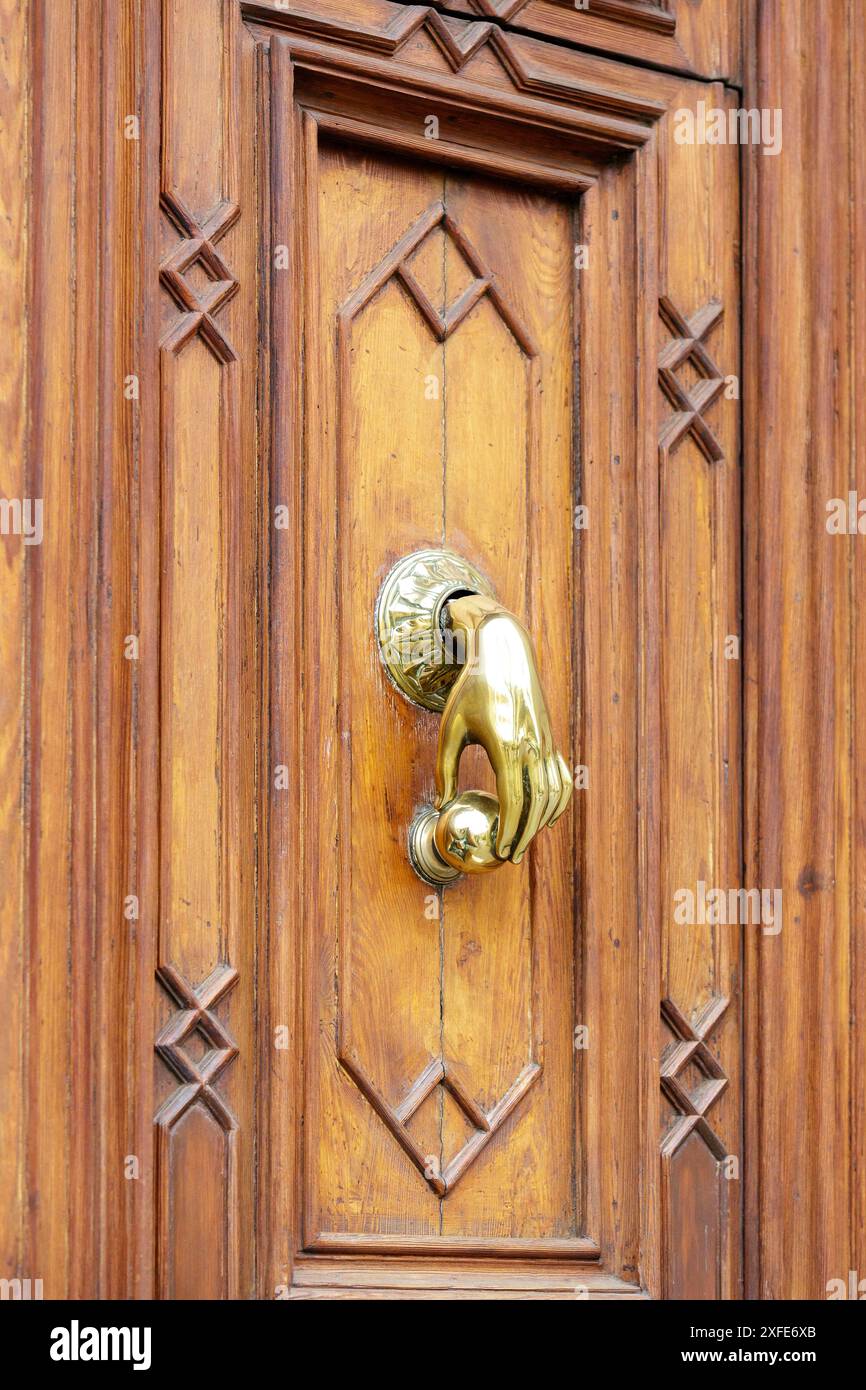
[403,227,476,320]
[155,962,239,1132]
[160,193,239,363]
[658,295,726,462]
[661,995,729,1159]
[338,199,537,357]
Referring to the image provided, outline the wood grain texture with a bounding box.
[0,0,143,1298]
[254,3,678,1297]
[246,0,670,136]
[288,1256,643,1296]
[26,0,78,1297]
[577,133,669,1295]
[0,0,30,1292]
[95,0,155,1299]
[260,32,299,1302]
[743,0,864,1301]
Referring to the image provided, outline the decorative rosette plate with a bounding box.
[375,547,494,711]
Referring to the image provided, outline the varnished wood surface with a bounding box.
[743,0,866,1300]
[0,0,30,1292]
[0,0,861,1302]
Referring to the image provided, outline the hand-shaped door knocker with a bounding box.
[376,548,572,886]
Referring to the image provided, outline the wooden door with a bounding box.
[8,0,792,1302]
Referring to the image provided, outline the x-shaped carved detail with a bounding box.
[661,995,729,1159]
[341,1047,540,1196]
[155,962,239,1132]
[160,193,239,363]
[658,295,726,463]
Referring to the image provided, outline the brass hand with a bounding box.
[435,594,572,864]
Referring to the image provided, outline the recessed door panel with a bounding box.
[303,143,579,1249]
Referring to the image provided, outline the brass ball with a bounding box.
[433,791,501,874]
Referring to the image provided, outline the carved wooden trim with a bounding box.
[301,47,651,150]
[155,964,240,1133]
[660,996,732,1299]
[660,996,729,1161]
[154,962,242,1301]
[290,1260,641,1298]
[421,0,742,85]
[244,2,668,138]
[655,83,742,1302]
[159,194,240,362]
[339,1053,542,1197]
[658,295,726,464]
[154,0,258,1302]
[460,0,676,35]
[336,199,539,353]
[743,0,863,1300]
[306,1231,601,1258]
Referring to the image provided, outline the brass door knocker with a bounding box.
[376,548,572,886]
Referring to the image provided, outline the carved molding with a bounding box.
[458,0,676,36]
[245,2,667,134]
[338,198,537,351]
[307,1230,601,1259]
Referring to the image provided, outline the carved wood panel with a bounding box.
[150,0,743,1300]
[149,0,743,1299]
[258,1,669,1296]
[306,147,577,1244]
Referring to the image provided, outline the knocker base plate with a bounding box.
[375,547,495,712]
[408,806,463,886]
